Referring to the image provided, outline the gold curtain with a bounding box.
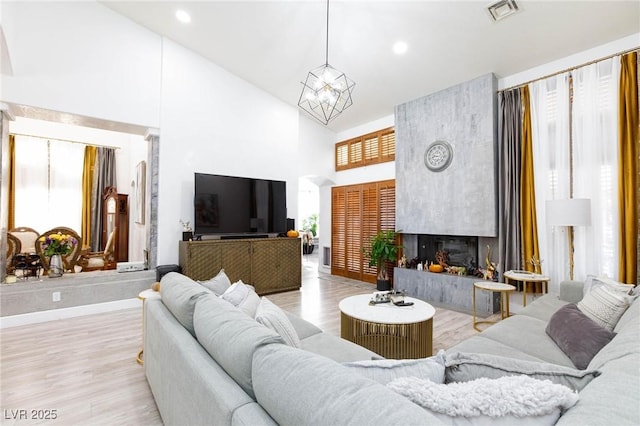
[618,52,638,284]
[7,135,16,230]
[81,146,97,249]
[520,86,541,273]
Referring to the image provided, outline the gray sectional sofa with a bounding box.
[447,279,640,425]
[144,272,639,425]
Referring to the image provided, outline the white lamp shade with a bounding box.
[546,199,591,226]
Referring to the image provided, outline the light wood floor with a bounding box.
[1,254,496,425]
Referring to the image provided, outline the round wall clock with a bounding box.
[424,141,453,172]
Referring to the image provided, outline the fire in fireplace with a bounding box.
[418,235,479,270]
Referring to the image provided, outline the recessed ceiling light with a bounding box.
[175,9,191,24]
[393,41,408,55]
[487,0,519,22]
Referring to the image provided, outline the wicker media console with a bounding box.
[178,238,302,295]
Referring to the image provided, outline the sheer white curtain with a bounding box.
[529,74,571,289]
[572,57,620,280]
[13,136,84,234]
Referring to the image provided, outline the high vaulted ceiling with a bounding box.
[102,1,640,132]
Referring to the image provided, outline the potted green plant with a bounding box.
[365,230,401,291]
[302,213,318,237]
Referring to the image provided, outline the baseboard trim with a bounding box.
[0,298,141,329]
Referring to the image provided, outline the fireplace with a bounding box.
[418,235,478,269]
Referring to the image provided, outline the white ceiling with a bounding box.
[102,1,640,132]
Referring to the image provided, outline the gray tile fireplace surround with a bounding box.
[0,270,155,316]
[394,267,500,317]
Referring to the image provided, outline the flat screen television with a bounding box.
[194,173,287,236]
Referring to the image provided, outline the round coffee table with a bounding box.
[339,294,435,359]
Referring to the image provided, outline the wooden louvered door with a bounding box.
[331,187,346,274]
[345,186,362,279]
[331,180,396,284]
[378,180,399,283]
[361,183,379,281]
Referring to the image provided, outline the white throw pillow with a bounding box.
[577,285,631,331]
[221,280,260,317]
[255,297,301,348]
[387,375,578,425]
[198,269,231,295]
[584,275,634,296]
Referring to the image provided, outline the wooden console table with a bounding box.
[178,238,301,295]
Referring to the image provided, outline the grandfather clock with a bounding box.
[103,186,129,263]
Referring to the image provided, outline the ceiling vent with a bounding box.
[487,0,520,22]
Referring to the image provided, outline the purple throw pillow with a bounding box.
[546,303,616,370]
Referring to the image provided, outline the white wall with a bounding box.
[498,33,640,90]
[156,39,303,264]
[297,114,336,179]
[296,114,336,253]
[0,1,162,129]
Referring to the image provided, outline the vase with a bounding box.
[49,254,64,278]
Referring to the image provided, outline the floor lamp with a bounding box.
[546,199,591,280]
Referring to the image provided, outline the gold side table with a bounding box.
[503,270,550,307]
[473,282,516,331]
[137,287,161,365]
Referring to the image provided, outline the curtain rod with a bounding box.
[499,46,639,93]
[10,132,121,150]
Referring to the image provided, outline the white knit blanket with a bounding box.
[387,375,579,418]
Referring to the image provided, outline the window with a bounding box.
[13,136,84,233]
[530,57,621,283]
[335,128,395,171]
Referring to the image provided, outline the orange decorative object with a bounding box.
[429,263,444,273]
[287,230,299,238]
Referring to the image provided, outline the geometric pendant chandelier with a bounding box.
[298,0,355,125]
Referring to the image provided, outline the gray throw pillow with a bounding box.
[546,303,616,370]
[220,280,261,318]
[198,268,231,295]
[445,351,600,391]
[344,350,446,385]
[160,272,211,336]
[255,297,301,348]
